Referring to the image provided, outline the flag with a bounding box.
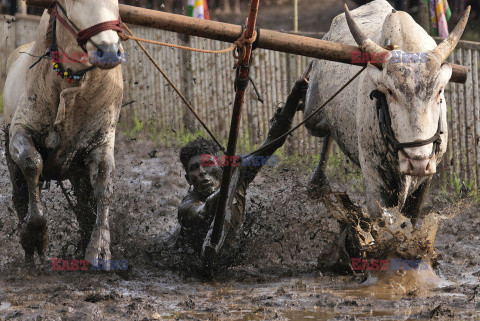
[425,0,451,38]
[187,0,210,20]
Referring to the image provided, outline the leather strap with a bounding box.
[76,20,123,49]
[370,90,442,159]
[55,2,123,53]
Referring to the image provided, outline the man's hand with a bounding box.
[293,77,309,101]
[204,189,221,222]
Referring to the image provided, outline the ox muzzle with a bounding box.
[55,2,124,69]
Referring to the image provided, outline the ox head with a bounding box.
[345,4,470,176]
[58,0,123,69]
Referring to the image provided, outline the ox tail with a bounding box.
[3,125,10,157]
[302,60,313,79]
[297,60,313,112]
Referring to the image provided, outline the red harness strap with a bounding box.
[55,4,123,53]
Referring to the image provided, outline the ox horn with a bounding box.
[344,4,389,60]
[431,6,471,63]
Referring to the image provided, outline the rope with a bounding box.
[245,66,367,158]
[232,29,257,68]
[122,23,226,153]
[119,32,236,54]
[119,26,256,69]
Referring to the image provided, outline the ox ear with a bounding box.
[438,63,453,86]
[366,63,383,86]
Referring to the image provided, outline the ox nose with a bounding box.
[398,149,437,176]
[406,158,434,176]
[399,156,436,176]
[90,42,123,69]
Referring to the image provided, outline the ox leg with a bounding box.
[70,169,97,258]
[8,126,47,265]
[84,145,115,268]
[308,134,333,195]
[362,167,397,220]
[401,176,432,225]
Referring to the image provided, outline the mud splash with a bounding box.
[1,122,480,319]
[318,188,478,300]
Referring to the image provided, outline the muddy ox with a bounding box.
[3,0,124,266]
[305,0,469,221]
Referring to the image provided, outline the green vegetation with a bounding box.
[119,114,364,190]
[123,112,144,139]
[120,113,480,199]
[0,92,4,114]
[439,172,480,203]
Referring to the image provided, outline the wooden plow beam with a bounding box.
[26,0,468,83]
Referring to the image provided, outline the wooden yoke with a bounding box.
[26,0,468,83]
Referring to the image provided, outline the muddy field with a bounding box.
[0,111,479,320]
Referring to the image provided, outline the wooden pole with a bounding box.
[293,0,298,32]
[202,0,260,275]
[26,0,468,83]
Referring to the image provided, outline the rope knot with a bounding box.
[233,29,257,69]
[118,29,130,41]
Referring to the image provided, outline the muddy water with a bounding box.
[1,125,480,320]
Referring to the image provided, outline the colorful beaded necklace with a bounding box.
[49,16,96,83]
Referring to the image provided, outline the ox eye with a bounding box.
[387,89,393,96]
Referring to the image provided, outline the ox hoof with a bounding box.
[85,227,112,270]
[24,252,35,267]
[20,216,48,267]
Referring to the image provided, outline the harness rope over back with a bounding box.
[369,90,443,159]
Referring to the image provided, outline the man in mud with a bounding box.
[178,76,308,272]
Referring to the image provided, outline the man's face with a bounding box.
[186,154,222,198]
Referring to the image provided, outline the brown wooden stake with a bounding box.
[26,0,468,83]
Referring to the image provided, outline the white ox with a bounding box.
[3,0,124,267]
[305,0,469,221]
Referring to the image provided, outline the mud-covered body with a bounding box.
[305,0,453,218]
[3,2,123,267]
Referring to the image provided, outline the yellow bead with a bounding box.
[64,71,68,76]
[54,64,58,68]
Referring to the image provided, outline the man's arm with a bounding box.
[241,77,309,184]
[259,77,308,153]
[178,190,220,231]
[200,77,309,269]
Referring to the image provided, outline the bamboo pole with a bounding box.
[25,0,468,83]
[202,0,261,275]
